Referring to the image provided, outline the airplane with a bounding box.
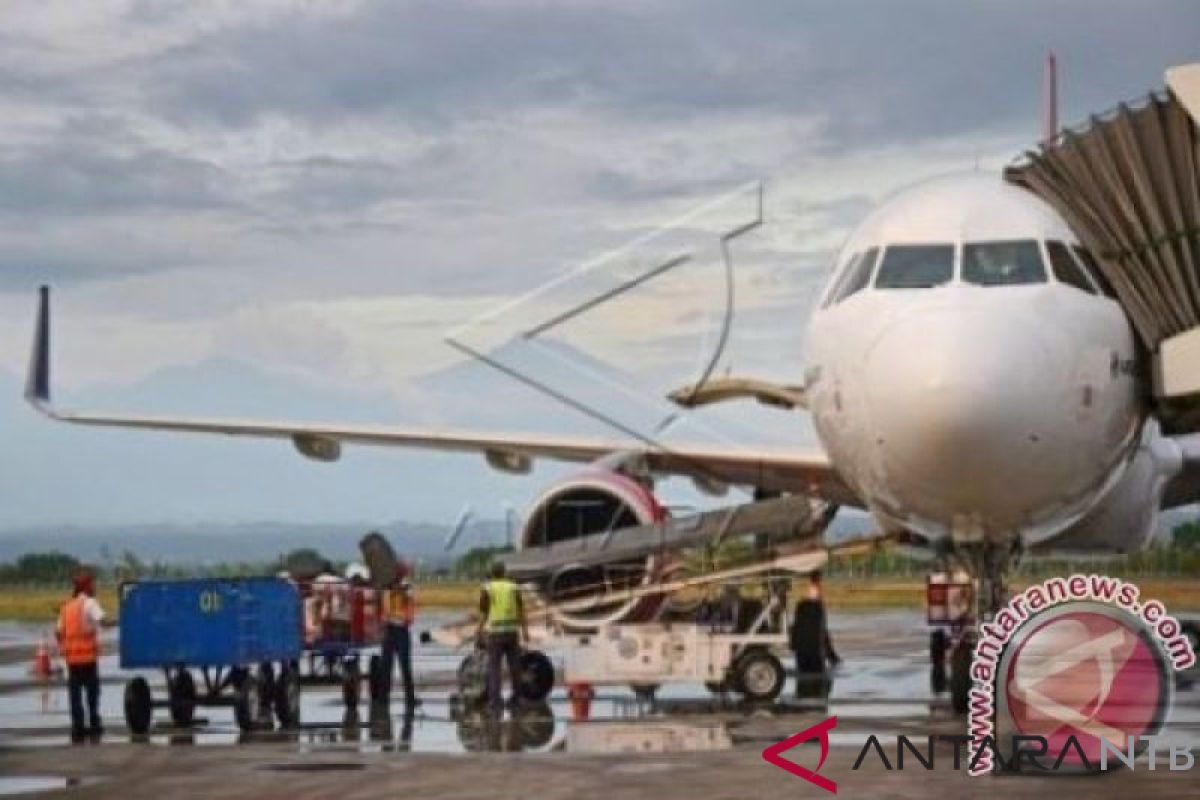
[21,61,1200,706]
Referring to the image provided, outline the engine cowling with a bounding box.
[519,470,671,629]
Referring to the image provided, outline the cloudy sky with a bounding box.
[0,0,1196,529]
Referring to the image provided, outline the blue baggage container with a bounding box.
[120,577,302,669]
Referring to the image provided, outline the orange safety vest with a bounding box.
[384,586,415,625]
[58,595,99,666]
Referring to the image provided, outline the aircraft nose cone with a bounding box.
[864,309,1054,524]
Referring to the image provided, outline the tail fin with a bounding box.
[24,285,51,407]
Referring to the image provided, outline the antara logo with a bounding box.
[761,716,838,793]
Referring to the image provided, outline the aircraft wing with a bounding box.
[24,287,857,504]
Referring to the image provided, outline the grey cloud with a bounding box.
[0,115,232,215]
[0,1,1194,297]
[259,155,416,214]
[0,225,204,290]
[131,1,1198,146]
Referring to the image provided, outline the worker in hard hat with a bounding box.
[476,561,529,715]
[314,560,351,641]
[56,570,105,742]
[381,562,417,708]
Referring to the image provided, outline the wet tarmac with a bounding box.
[1,610,1197,799]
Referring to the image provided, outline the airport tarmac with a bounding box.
[1,609,1197,799]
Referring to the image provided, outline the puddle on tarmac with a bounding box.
[261,762,366,772]
[0,776,100,795]
[4,613,1198,758]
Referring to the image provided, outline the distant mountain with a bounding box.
[0,509,863,569]
[0,519,510,568]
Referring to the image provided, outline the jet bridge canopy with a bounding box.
[1005,66,1200,406]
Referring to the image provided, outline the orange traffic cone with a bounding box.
[568,682,594,721]
[32,634,52,680]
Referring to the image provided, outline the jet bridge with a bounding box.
[1005,64,1200,425]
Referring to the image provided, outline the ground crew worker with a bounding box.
[56,570,105,742]
[476,562,529,714]
[314,560,350,641]
[381,562,417,707]
[790,571,840,697]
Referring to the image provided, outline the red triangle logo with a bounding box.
[761,716,838,793]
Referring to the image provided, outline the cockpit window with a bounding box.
[823,248,879,307]
[874,244,954,289]
[822,253,859,308]
[832,247,878,304]
[961,240,1046,286]
[1045,240,1096,294]
[1071,245,1118,298]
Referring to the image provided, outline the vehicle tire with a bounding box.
[124,677,153,736]
[1177,625,1199,690]
[168,669,197,727]
[734,649,785,702]
[274,662,302,728]
[234,671,262,733]
[950,634,973,715]
[930,629,948,694]
[368,653,388,704]
[517,650,555,702]
[342,658,362,709]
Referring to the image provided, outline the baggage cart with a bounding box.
[119,577,303,734]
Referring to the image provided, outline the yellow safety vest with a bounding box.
[485,579,520,632]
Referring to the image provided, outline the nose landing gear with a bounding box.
[927,538,1020,715]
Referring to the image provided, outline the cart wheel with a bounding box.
[733,649,785,702]
[168,669,197,727]
[273,662,301,729]
[368,654,388,704]
[457,651,488,705]
[124,677,153,736]
[517,650,554,702]
[257,663,276,726]
[234,672,262,733]
[342,659,362,710]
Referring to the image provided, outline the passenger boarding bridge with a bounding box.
[1007,64,1200,430]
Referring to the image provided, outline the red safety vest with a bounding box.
[58,595,99,666]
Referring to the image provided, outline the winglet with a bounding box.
[24,285,51,409]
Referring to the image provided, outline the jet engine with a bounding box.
[518,470,673,629]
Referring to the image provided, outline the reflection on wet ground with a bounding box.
[2,610,1197,758]
[0,776,99,796]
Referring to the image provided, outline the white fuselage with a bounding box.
[802,174,1154,549]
